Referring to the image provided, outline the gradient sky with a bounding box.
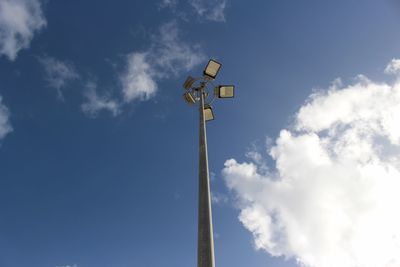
[1,1,400,267]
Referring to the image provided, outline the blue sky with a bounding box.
[2,1,400,267]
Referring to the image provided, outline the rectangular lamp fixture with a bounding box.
[183,76,195,90]
[204,59,222,79]
[214,85,235,98]
[204,104,214,121]
[183,92,196,104]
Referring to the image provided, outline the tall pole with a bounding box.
[183,59,231,266]
[197,85,215,267]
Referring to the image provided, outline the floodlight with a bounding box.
[214,85,234,98]
[204,104,214,121]
[183,91,196,104]
[203,59,222,79]
[183,76,196,90]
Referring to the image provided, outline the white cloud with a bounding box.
[385,58,400,75]
[0,95,12,140]
[223,62,400,267]
[152,22,205,75]
[81,82,120,117]
[120,21,205,102]
[0,0,46,61]
[159,0,178,8]
[121,52,157,102]
[211,191,228,204]
[190,0,227,22]
[38,56,79,99]
[159,0,228,22]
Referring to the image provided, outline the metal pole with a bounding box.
[197,86,215,267]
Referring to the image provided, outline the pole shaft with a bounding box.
[197,87,215,267]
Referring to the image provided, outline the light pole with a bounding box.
[182,59,235,267]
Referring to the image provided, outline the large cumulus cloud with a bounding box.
[223,61,400,267]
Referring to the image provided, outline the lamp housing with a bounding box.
[214,85,234,98]
[183,76,196,90]
[204,104,214,121]
[183,91,196,104]
[203,59,222,80]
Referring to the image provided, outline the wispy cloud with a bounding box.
[384,58,400,74]
[38,56,79,99]
[0,95,12,140]
[189,0,227,22]
[152,22,205,75]
[0,0,46,61]
[81,81,120,117]
[223,59,400,267]
[159,0,178,9]
[211,191,228,205]
[120,21,205,103]
[160,0,228,22]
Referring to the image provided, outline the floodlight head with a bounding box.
[183,91,196,104]
[183,76,196,90]
[214,85,234,98]
[204,104,214,121]
[204,59,222,80]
